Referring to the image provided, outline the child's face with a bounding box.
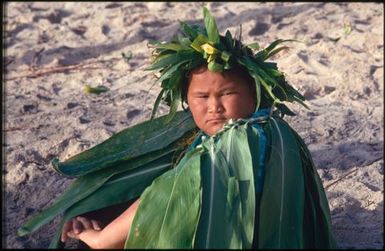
[187,67,256,136]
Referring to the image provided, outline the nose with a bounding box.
[207,96,224,113]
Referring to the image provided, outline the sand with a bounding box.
[3,2,383,249]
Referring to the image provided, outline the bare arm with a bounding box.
[66,199,140,249]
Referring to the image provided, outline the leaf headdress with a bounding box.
[148,7,308,122]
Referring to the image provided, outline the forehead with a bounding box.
[188,67,251,91]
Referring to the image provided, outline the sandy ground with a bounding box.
[3,2,383,249]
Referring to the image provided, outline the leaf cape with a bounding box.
[124,112,336,249]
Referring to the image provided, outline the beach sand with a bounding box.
[3,2,383,249]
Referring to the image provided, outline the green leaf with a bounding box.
[221,126,256,247]
[52,111,196,176]
[264,46,289,61]
[151,89,164,119]
[220,51,231,62]
[290,127,336,248]
[165,85,182,123]
[258,117,305,248]
[194,124,258,249]
[163,68,183,90]
[190,34,209,53]
[284,83,306,103]
[253,75,261,112]
[146,50,197,71]
[257,75,279,104]
[17,170,112,236]
[178,36,192,50]
[251,62,279,88]
[264,39,296,54]
[293,95,310,109]
[83,85,109,95]
[153,43,183,52]
[224,30,233,49]
[185,57,206,71]
[275,103,296,116]
[203,7,220,44]
[179,21,199,39]
[157,60,187,83]
[256,39,298,61]
[246,42,260,50]
[203,51,209,59]
[208,60,224,72]
[126,148,202,248]
[70,152,174,215]
[272,81,289,101]
[194,139,241,248]
[262,61,278,69]
[262,67,283,77]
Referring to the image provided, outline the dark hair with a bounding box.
[181,63,256,109]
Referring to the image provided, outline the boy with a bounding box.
[21,7,336,249]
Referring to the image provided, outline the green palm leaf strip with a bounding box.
[203,7,220,44]
[52,111,196,176]
[190,34,209,53]
[146,50,197,71]
[255,39,298,61]
[157,61,187,84]
[264,46,289,60]
[258,117,304,248]
[290,127,336,248]
[223,125,256,247]
[17,169,112,237]
[151,88,164,119]
[125,148,202,248]
[179,21,198,39]
[194,123,257,248]
[166,84,182,124]
[194,138,239,248]
[150,42,183,52]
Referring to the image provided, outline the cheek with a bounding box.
[225,95,255,117]
[188,98,207,123]
[188,98,204,113]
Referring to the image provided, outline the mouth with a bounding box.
[206,118,227,124]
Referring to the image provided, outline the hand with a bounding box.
[61,216,102,243]
[65,216,104,248]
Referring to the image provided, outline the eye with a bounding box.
[223,91,236,96]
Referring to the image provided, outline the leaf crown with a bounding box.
[147,7,308,122]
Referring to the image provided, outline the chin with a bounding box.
[206,125,224,136]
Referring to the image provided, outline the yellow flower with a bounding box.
[201,43,218,55]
